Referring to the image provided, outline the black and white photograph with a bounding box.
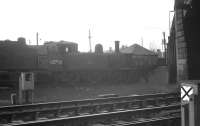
[0,0,199,125]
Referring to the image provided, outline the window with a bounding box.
[25,73,32,81]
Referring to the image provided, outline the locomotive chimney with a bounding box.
[115,40,120,53]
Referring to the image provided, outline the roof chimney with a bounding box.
[115,40,120,53]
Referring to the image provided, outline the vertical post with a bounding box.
[11,93,17,105]
[163,32,167,64]
[89,29,92,52]
[36,32,39,46]
[18,72,34,104]
[169,10,174,34]
[181,81,200,126]
[18,73,23,104]
[169,11,171,35]
[115,41,120,53]
[181,104,189,126]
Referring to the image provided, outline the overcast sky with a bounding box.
[0,0,174,52]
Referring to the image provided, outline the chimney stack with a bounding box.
[115,40,120,53]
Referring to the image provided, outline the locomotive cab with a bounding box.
[44,41,78,56]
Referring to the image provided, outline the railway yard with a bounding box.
[1,0,200,125]
[0,38,179,126]
[1,92,180,126]
[33,66,176,102]
[0,62,180,126]
[0,66,177,104]
[0,43,179,126]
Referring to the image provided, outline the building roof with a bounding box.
[120,44,156,55]
[44,41,77,45]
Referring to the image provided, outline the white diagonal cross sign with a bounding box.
[181,86,193,101]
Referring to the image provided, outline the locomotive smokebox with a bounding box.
[115,41,120,53]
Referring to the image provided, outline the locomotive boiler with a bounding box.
[0,38,158,84]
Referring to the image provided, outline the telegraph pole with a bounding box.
[36,32,39,46]
[163,32,167,63]
[88,29,92,52]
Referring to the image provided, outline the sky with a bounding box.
[0,0,174,52]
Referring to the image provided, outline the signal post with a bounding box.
[18,72,34,104]
[181,80,200,126]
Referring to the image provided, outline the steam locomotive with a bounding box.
[0,38,158,84]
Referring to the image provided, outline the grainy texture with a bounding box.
[33,66,177,103]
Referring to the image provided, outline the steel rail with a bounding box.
[112,116,180,126]
[6,104,180,126]
[0,92,179,113]
[0,92,179,123]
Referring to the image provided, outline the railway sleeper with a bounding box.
[0,93,179,124]
[6,105,180,126]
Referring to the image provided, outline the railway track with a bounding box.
[5,104,181,126]
[0,92,180,124]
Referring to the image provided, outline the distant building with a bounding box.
[120,44,156,55]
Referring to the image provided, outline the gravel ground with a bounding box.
[33,66,178,103]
